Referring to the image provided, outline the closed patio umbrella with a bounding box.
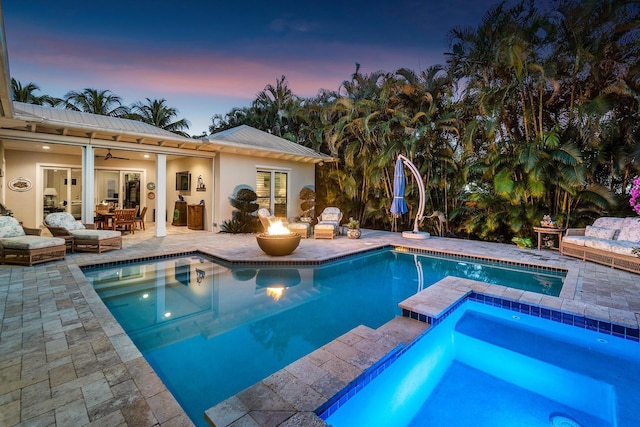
[390,158,408,231]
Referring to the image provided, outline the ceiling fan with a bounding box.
[97,149,129,160]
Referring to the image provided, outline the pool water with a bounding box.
[82,249,565,425]
[324,301,640,427]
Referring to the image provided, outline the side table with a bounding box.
[533,226,566,251]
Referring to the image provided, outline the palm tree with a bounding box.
[11,78,61,106]
[63,88,129,117]
[545,0,640,217]
[11,79,42,103]
[130,98,191,137]
[252,75,301,139]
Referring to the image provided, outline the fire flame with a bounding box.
[268,221,290,235]
[266,286,285,301]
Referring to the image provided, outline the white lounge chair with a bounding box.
[314,207,342,239]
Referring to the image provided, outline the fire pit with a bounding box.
[256,221,301,256]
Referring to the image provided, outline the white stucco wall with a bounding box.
[215,152,316,228]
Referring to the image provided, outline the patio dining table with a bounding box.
[95,210,115,229]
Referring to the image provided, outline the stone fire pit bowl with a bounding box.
[256,233,301,256]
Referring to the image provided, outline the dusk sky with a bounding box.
[3,0,545,135]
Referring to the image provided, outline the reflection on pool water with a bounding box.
[82,248,565,426]
[323,300,640,427]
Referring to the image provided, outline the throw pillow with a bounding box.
[585,225,617,240]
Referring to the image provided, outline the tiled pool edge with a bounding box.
[316,276,640,422]
[78,244,571,274]
[399,277,640,339]
[394,245,569,274]
[78,246,391,271]
[313,342,405,420]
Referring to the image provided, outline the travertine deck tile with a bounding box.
[283,359,327,386]
[2,226,639,427]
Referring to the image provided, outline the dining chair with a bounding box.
[112,208,136,234]
[94,204,108,229]
[134,206,147,231]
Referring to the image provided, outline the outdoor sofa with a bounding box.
[45,212,122,253]
[0,216,66,266]
[561,216,640,274]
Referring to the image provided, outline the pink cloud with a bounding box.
[8,22,439,103]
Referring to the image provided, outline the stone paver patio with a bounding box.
[1,225,639,426]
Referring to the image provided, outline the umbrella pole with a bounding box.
[398,154,430,239]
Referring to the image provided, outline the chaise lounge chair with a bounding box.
[314,207,342,239]
[257,208,281,232]
[45,212,122,253]
[0,216,66,266]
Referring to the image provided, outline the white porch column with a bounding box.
[209,158,216,232]
[81,146,95,224]
[155,154,167,237]
[0,141,6,205]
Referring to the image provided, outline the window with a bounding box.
[256,170,288,217]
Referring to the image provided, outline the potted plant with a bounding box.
[347,217,361,239]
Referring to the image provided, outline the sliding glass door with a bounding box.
[95,169,142,209]
[42,167,82,219]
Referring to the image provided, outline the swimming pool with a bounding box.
[82,248,565,425]
[323,300,640,427]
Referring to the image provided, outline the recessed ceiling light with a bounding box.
[42,145,50,150]
[143,154,150,158]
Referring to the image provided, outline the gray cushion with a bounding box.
[70,229,121,241]
[315,223,336,230]
[562,236,588,247]
[0,236,65,250]
[583,238,637,256]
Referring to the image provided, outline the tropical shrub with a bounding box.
[220,218,246,233]
[299,186,315,220]
[229,188,260,232]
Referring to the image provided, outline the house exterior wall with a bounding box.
[215,152,315,227]
[3,147,159,228]
[2,140,318,234]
